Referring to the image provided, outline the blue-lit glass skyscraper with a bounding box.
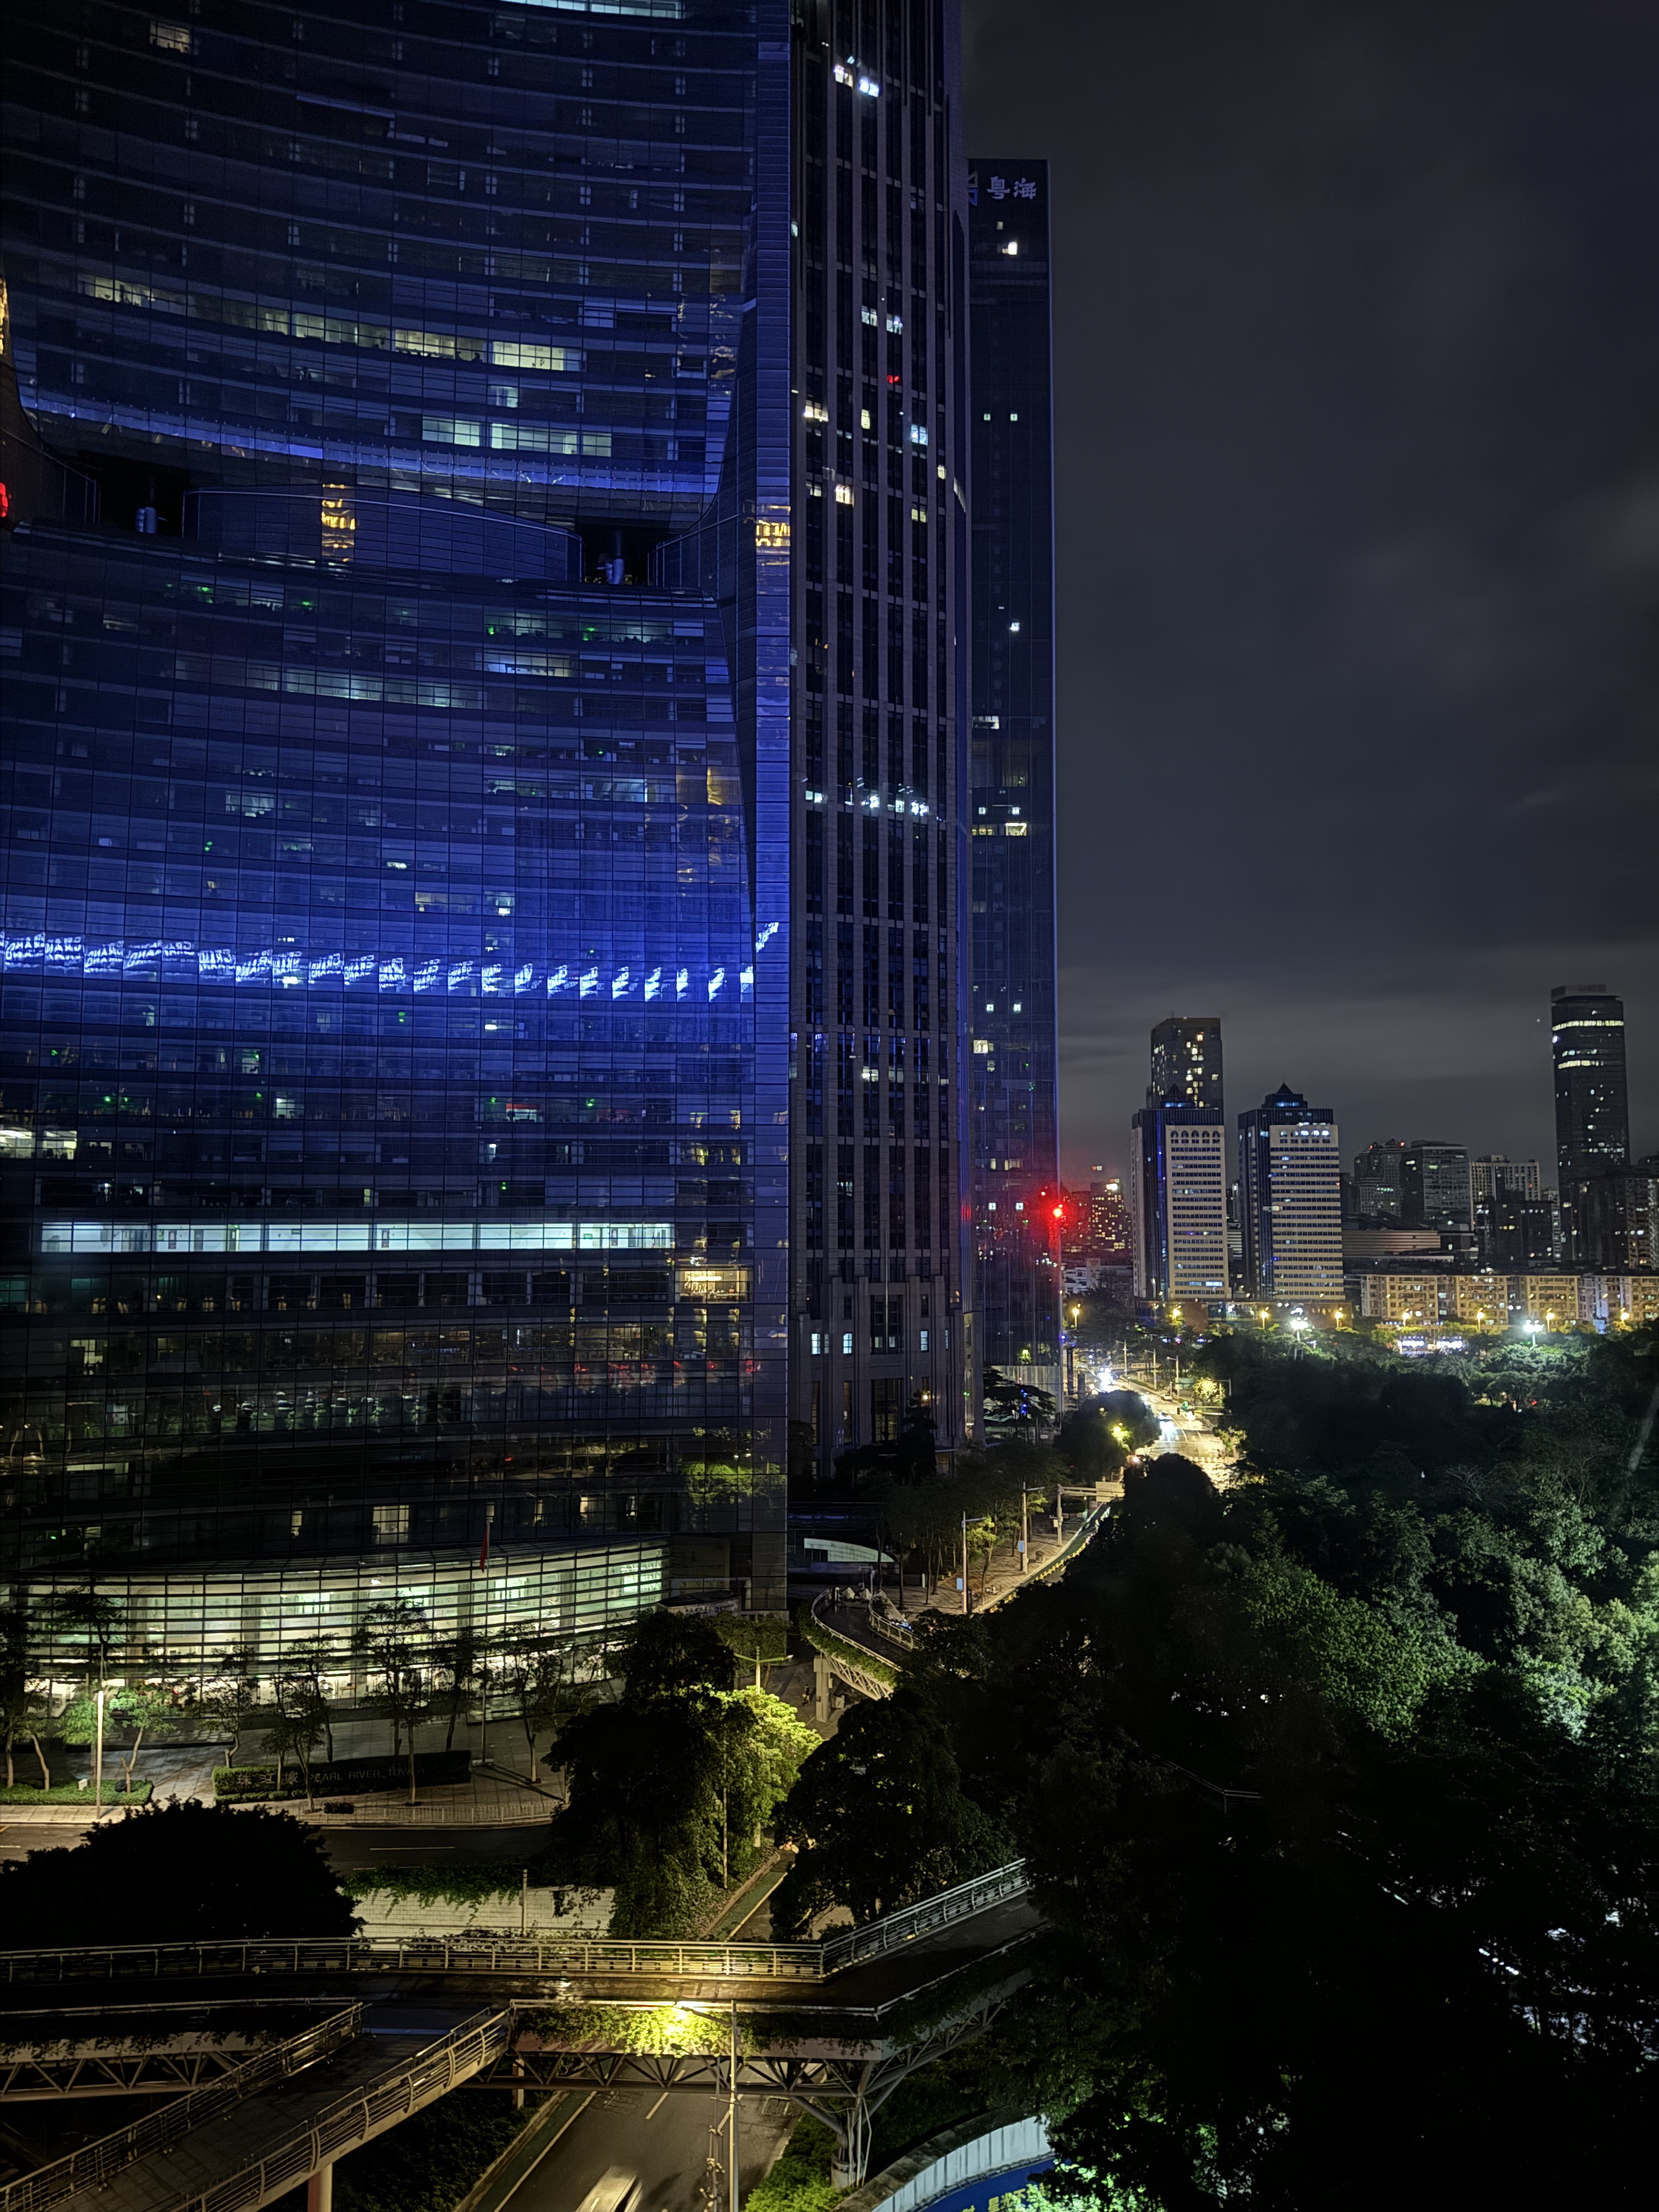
[966,156,1058,1395]
[1,0,973,1676]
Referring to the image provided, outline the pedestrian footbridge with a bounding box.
[0,1863,1040,2200]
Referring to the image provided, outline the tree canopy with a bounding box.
[541,1610,816,1934]
[772,1325,1659,2207]
[0,1800,358,1945]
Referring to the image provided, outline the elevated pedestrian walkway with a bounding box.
[0,2005,510,2212]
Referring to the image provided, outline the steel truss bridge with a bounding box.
[0,1862,1040,2212]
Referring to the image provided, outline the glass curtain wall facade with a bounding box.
[965,156,1057,1395]
[1551,982,1630,1265]
[1,0,797,1675]
[788,0,973,1479]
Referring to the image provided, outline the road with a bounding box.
[506,2082,797,2212]
[1130,1380,1235,1484]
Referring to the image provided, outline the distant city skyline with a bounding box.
[961,1,1658,1194]
[1071,978,1654,1188]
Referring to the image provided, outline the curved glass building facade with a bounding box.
[1,0,972,1672]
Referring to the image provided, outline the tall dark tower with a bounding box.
[1551,985,1629,1179]
[789,3,973,1476]
[0,0,973,1681]
[967,157,1059,1397]
[1551,981,1631,1265]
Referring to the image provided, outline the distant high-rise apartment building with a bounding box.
[1238,1085,1344,1301]
[1150,1017,1224,1116]
[1470,1155,1543,1207]
[0,0,974,1673]
[1130,1017,1227,1304]
[968,155,1059,1391]
[1088,1175,1132,1254]
[1353,1139,1408,1221]
[1401,1139,1471,1231]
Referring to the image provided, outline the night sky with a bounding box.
[963,0,1659,1184]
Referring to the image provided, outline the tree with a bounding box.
[983,1368,1058,1431]
[0,1801,357,1944]
[60,1681,180,1799]
[352,1600,432,1803]
[48,1584,126,1796]
[498,1633,590,1781]
[771,1325,1659,2208]
[0,1615,54,1793]
[264,1669,328,1807]
[711,1687,818,1887]
[774,1691,1011,1936]
[282,1637,340,1762]
[198,1672,261,1768]
[543,1613,815,1934]
[714,1612,791,1689]
[430,1627,484,1752]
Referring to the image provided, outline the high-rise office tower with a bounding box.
[1,0,972,1675]
[1149,1016,1223,1116]
[792,3,972,1468]
[1130,1016,1227,1305]
[1352,1138,1407,1222]
[1551,984,1630,1263]
[966,156,1058,1392]
[1237,1085,1343,1301]
[1401,1139,1471,1232]
[1552,985,1629,1177]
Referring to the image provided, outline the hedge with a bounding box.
[214,1750,473,1801]
[0,1780,153,1805]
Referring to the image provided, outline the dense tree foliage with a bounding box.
[777,1328,1659,2207]
[541,1611,816,1935]
[0,1801,357,1944]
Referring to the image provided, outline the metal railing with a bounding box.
[0,2005,362,2212]
[167,2007,511,2212]
[821,1861,1028,1968]
[0,1864,1030,1994]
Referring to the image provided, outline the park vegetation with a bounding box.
[539,1610,818,1936]
[0,1799,358,1945]
[773,1322,1659,2208]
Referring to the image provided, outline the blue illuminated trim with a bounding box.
[2,935,776,1001]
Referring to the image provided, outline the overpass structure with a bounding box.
[0,1863,1040,2204]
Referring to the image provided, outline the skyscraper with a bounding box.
[967,156,1059,1393]
[1551,983,1630,1265]
[1552,984,1629,1178]
[1401,1139,1471,1231]
[790,3,973,1471]
[1130,1017,1227,1306]
[1237,1085,1343,1302]
[1,0,972,1677]
[1149,1017,1223,1116]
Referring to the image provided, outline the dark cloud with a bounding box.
[963,0,1659,1177]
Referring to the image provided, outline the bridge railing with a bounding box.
[0,2004,362,2212]
[0,1863,1030,1994]
[821,1861,1028,1968]
[170,2007,512,2212]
